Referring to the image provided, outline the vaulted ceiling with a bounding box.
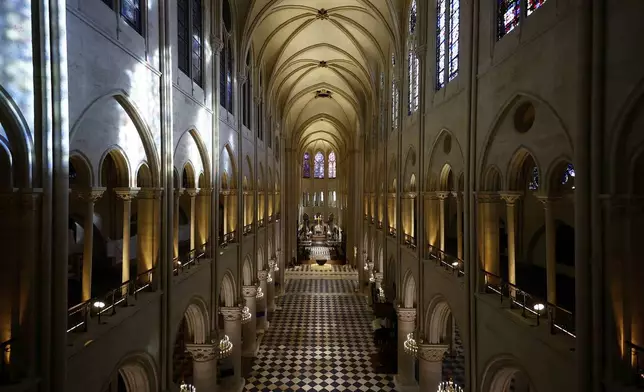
[243,0,398,159]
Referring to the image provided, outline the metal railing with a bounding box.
[220,231,236,246]
[173,245,206,275]
[67,266,156,334]
[377,221,383,229]
[275,213,280,222]
[388,227,397,238]
[258,219,265,228]
[424,244,465,277]
[403,234,417,249]
[243,224,253,236]
[626,341,644,386]
[0,338,16,384]
[268,215,273,223]
[481,270,576,338]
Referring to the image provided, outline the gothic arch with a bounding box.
[98,146,131,187]
[507,146,542,192]
[0,84,33,188]
[401,269,416,308]
[424,295,453,344]
[257,246,265,271]
[221,144,238,189]
[428,129,465,185]
[102,352,159,392]
[180,297,210,345]
[480,355,537,392]
[175,128,212,187]
[242,255,254,286]
[219,270,237,307]
[69,151,94,187]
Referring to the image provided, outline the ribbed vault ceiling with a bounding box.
[243,0,397,158]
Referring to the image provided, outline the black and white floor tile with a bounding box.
[244,279,396,392]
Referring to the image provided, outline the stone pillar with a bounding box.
[222,192,229,237]
[186,188,199,251]
[276,250,285,295]
[418,344,449,392]
[137,188,163,277]
[267,263,276,312]
[220,307,243,386]
[197,188,212,247]
[242,285,258,356]
[477,193,500,278]
[396,307,417,387]
[452,192,463,260]
[500,192,522,292]
[73,188,105,301]
[538,196,559,305]
[257,270,268,332]
[115,188,139,284]
[437,192,451,253]
[185,343,218,392]
[173,189,184,258]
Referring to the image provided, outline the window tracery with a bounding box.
[177,0,203,86]
[407,0,419,114]
[314,152,325,179]
[328,152,337,179]
[391,53,399,132]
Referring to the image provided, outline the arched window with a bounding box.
[303,152,311,178]
[220,0,234,112]
[177,0,203,86]
[497,0,547,40]
[407,0,419,114]
[328,151,336,179]
[242,52,251,128]
[391,53,399,132]
[436,0,459,89]
[314,152,325,179]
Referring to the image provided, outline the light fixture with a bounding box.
[241,306,251,324]
[179,381,196,392]
[256,287,264,299]
[533,303,545,312]
[403,332,418,357]
[218,335,233,359]
[451,261,459,267]
[437,379,463,392]
[93,301,106,309]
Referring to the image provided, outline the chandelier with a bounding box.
[403,332,418,357]
[256,287,264,299]
[437,379,463,392]
[364,257,373,271]
[267,273,273,283]
[218,335,233,359]
[241,306,251,324]
[377,286,385,300]
[268,258,279,272]
[179,381,196,392]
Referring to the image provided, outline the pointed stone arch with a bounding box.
[506,146,541,191]
[219,270,237,307]
[175,128,212,188]
[424,295,453,344]
[221,144,238,189]
[0,85,33,188]
[69,151,94,188]
[257,246,265,271]
[180,296,210,345]
[480,355,537,392]
[98,146,131,188]
[242,255,254,286]
[102,352,159,392]
[401,269,416,308]
[402,146,416,192]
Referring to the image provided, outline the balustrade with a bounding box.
[424,244,465,277]
[403,234,416,249]
[388,226,397,238]
[626,341,644,386]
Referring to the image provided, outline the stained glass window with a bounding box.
[314,152,325,179]
[527,0,546,16]
[391,54,399,133]
[561,163,575,186]
[303,152,311,178]
[436,0,447,89]
[191,0,203,86]
[121,0,142,33]
[498,0,520,39]
[408,0,419,114]
[448,0,460,81]
[178,0,189,74]
[528,166,540,190]
[328,152,337,179]
[226,44,234,112]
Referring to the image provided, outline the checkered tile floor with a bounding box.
[244,279,396,391]
[287,265,356,273]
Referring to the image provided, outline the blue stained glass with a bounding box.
[303,152,311,178]
[561,163,575,185]
[314,152,325,179]
[436,0,447,89]
[328,152,337,179]
[527,0,546,16]
[528,167,540,190]
[498,0,520,39]
[448,0,460,81]
[409,0,417,34]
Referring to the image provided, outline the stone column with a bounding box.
[197,188,212,247]
[396,307,417,387]
[186,188,199,251]
[220,307,243,386]
[267,262,276,312]
[452,191,463,260]
[222,192,229,238]
[276,250,285,295]
[257,270,268,332]
[173,188,184,258]
[418,344,449,392]
[115,188,139,284]
[538,196,559,305]
[185,343,218,392]
[242,285,258,356]
[437,192,451,253]
[500,192,522,293]
[73,188,105,301]
[477,192,500,279]
[137,188,163,277]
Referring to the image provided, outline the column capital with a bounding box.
[185,343,217,362]
[185,188,200,197]
[257,270,268,281]
[475,191,501,203]
[242,285,258,297]
[114,187,140,201]
[396,307,416,322]
[220,306,243,321]
[436,191,451,200]
[417,343,449,362]
[374,272,383,283]
[451,191,462,200]
[536,195,561,207]
[499,191,523,205]
[198,188,214,196]
[238,73,248,84]
[211,36,224,53]
[137,187,164,200]
[174,188,185,199]
[72,187,106,203]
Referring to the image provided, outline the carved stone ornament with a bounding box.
[185,343,217,362]
[475,192,500,203]
[198,188,214,197]
[436,191,451,200]
[316,8,329,19]
[242,285,258,297]
[499,191,523,206]
[185,188,200,197]
[174,188,185,200]
[417,344,449,362]
[396,307,416,322]
[73,187,106,203]
[220,306,242,321]
[137,187,164,200]
[257,270,268,281]
[318,60,328,68]
[114,187,140,201]
[211,36,224,53]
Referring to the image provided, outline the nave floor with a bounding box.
[244,279,397,391]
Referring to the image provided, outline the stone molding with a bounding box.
[242,285,257,297]
[114,187,140,201]
[396,307,416,322]
[137,187,164,200]
[211,36,224,53]
[198,188,213,197]
[536,195,561,208]
[72,187,106,203]
[417,344,449,362]
[220,306,242,321]
[499,191,522,205]
[436,191,451,200]
[258,270,268,281]
[185,343,217,362]
[185,188,200,197]
[174,188,185,200]
[19,188,43,210]
[475,192,500,203]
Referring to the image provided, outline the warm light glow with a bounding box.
[93,301,106,309]
[533,303,545,312]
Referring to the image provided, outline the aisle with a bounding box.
[244,279,396,391]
